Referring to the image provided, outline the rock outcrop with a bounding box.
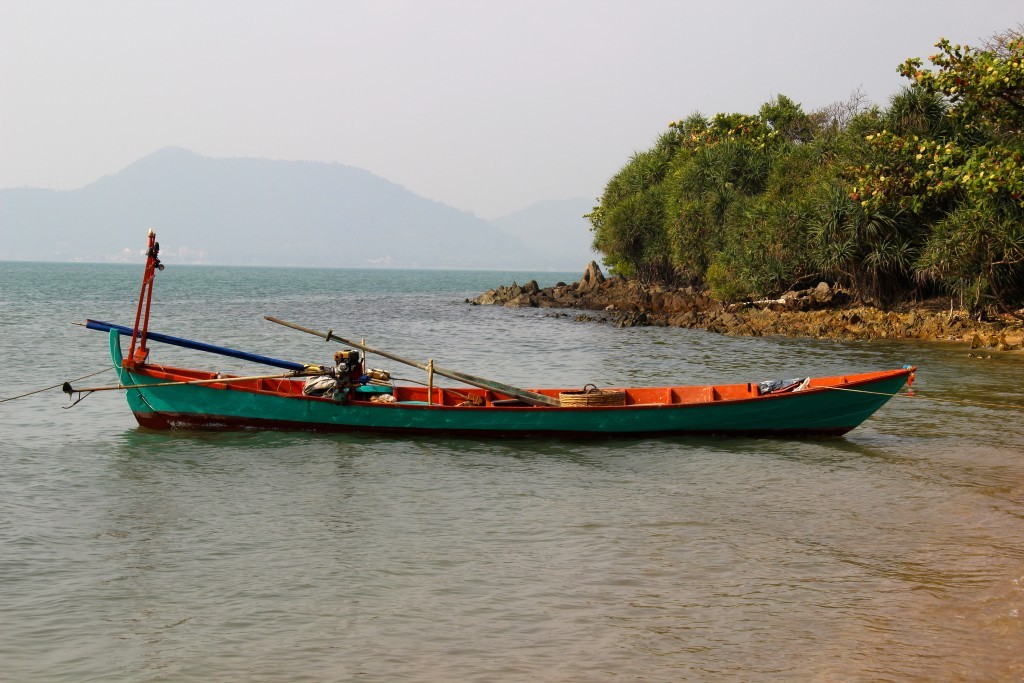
[469,264,1024,350]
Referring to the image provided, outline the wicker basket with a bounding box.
[559,384,626,407]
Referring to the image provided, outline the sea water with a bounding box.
[1,261,1022,681]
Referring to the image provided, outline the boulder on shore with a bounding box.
[578,261,605,291]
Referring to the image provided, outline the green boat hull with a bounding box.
[110,330,910,438]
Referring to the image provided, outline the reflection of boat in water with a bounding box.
[73,231,915,438]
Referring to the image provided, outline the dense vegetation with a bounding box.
[588,27,1024,315]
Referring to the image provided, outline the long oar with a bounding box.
[265,316,560,407]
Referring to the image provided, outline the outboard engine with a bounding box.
[333,349,363,384]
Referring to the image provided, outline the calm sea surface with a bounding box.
[1,261,1022,682]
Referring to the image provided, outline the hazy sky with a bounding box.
[1,1,1021,218]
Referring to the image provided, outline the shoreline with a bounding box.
[470,262,1024,353]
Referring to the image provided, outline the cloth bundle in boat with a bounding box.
[757,377,810,395]
[303,375,338,396]
[558,385,627,407]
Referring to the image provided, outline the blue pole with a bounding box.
[86,320,305,371]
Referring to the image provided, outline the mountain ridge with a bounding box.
[0,147,595,270]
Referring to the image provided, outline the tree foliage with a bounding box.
[590,26,1024,312]
[851,26,1024,311]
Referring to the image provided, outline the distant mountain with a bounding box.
[490,198,598,270]
[0,147,585,269]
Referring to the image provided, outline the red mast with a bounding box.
[126,229,163,367]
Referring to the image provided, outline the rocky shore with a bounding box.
[470,262,1024,353]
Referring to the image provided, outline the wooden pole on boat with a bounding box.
[264,316,560,407]
[427,359,434,406]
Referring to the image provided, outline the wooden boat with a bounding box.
[73,231,916,437]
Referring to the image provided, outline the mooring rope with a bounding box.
[0,366,115,404]
[823,385,1023,412]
